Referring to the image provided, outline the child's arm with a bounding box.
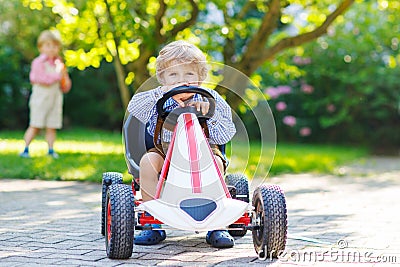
[127,87,165,124]
[29,55,63,85]
[207,92,236,145]
[60,68,72,92]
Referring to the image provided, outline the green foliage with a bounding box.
[270,143,367,175]
[299,1,400,151]
[64,63,124,130]
[0,129,367,182]
[0,46,30,129]
[197,0,338,59]
[35,0,199,70]
[2,1,58,59]
[256,1,400,152]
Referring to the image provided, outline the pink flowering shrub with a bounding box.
[275,101,287,111]
[299,127,312,136]
[283,116,296,127]
[301,84,314,94]
[293,56,312,65]
[265,81,317,141]
[265,85,292,99]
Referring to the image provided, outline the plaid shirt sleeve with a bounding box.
[127,87,176,137]
[127,86,163,124]
[205,90,236,145]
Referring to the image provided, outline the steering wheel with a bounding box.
[156,85,216,122]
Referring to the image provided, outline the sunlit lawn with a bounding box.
[0,128,368,183]
[0,129,126,183]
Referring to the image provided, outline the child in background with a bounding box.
[20,30,71,159]
[128,40,237,248]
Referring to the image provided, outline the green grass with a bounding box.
[0,129,368,183]
[227,141,368,178]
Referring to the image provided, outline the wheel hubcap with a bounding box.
[254,198,264,246]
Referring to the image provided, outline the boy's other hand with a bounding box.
[187,101,210,115]
[172,93,195,107]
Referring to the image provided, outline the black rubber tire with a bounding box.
[105,184,135,259]
[226,173,249,237]
[225,173,249,202]
[252,184,287,259]
[101,172,123,235]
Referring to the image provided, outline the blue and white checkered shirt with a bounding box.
[127,87,236,145]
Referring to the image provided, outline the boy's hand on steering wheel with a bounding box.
[156,85,216,120]
[172,92,195,107]
[161,82,200,108]
[187,101,210,115]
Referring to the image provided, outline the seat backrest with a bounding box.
[123,114,148,178]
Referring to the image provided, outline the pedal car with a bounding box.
[101,86,287,259]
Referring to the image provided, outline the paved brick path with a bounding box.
[0,156,399,266]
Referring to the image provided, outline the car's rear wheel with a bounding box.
[226,173,249,237]
[105,184,134,259]
[252,184,287,259]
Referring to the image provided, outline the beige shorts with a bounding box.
[29,84,63,129]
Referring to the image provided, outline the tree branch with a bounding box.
[104,0,130,108]
[237,1,255,20]
[168,0,198,38]
[131,2,146,18]
[222,8,235,65]
[155,0,167,43]
[130,46,153,89]
[251,0,355,71]
[241,0,281,67]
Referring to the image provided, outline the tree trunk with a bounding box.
[128,48,155,93]
[113,56,131,109]
[214,64,253,111]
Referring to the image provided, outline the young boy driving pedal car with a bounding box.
[127,40,236,248]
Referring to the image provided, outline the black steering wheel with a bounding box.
[156,85,216,121]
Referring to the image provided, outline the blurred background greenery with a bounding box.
[0,0,399,181]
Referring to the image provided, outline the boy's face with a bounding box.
[39,40,61,59]
[163,63,201,86]
[162,63,200,101]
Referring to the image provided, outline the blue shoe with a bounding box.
[151,223,166,241]
[206,230,234,248]
[19,151,30,158]
[134,230,166,245]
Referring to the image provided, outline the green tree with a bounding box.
[26,0,199,108]
[23,0,355,110]
[300,0,400,151]
[258,0,400,151]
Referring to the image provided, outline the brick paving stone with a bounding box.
[1,256,62,265]
[1,156,399,266]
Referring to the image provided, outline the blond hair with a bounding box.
[37,30,62,48]
[156,40,208,84]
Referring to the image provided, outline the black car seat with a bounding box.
[122,114,150,179]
